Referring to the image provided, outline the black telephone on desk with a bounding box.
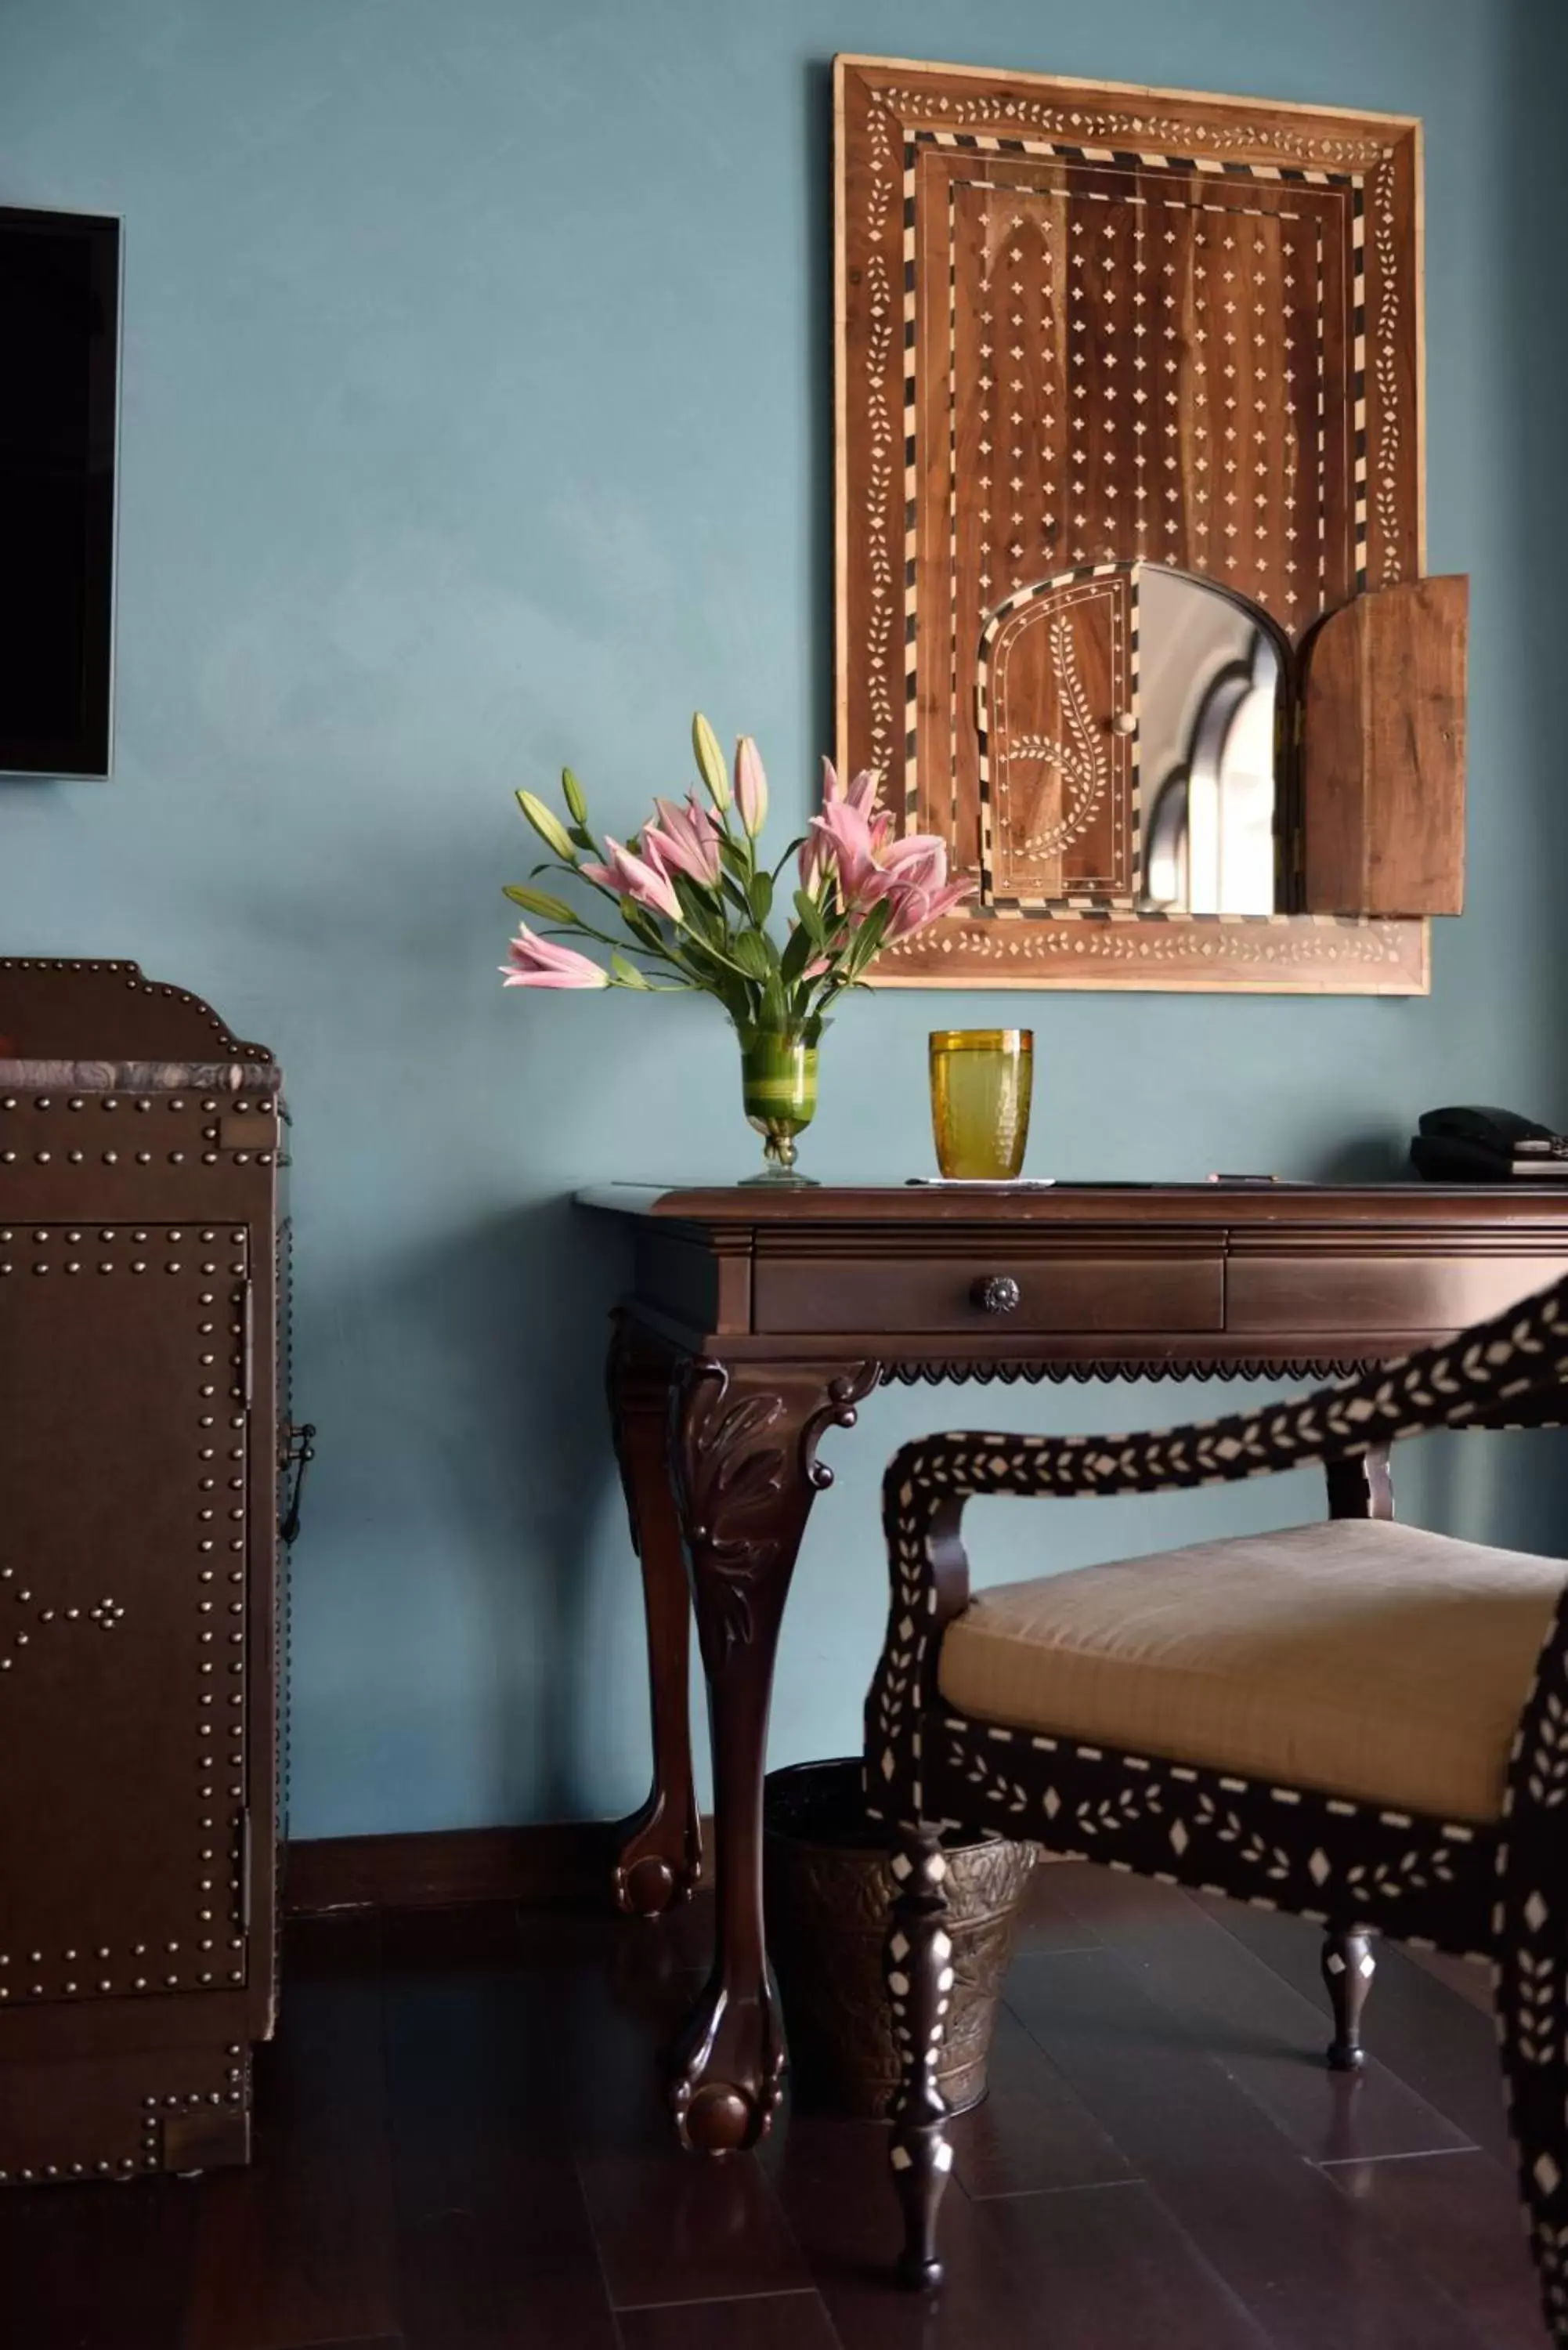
[1411,1106,1568,1182]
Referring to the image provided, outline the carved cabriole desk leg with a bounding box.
[667,1354,878,2154]
[607,1314,703,1917]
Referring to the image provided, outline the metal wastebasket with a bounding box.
[763,1758,1035,2119]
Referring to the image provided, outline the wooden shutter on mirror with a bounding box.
[836,56,1428,990]
[1300,577,1467,916]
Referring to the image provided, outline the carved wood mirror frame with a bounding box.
[833,56,1426,992]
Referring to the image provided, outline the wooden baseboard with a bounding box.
[284,1820,627,1915]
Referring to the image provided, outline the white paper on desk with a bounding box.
[905,1177,1058,1188]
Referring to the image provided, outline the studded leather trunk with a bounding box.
[0,959,291,2185]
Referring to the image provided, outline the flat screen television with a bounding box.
[0,206,120,777]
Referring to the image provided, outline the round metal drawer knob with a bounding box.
[973,1274,1021,1315]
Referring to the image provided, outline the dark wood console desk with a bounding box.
[580,1180,1568,2157]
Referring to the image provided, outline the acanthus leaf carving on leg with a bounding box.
[667,1355,878,2151]
[674,1358,880,1667]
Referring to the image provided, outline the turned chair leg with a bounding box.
[1322,1925,1375,2072]
[1500,1839,1568,2343]
[886,1823,955,2290]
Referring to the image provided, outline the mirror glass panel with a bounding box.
[1138,566,1284,916]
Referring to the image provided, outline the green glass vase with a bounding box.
[737,1020,822,1186]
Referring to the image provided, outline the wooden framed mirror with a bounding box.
[834,56,1463,992]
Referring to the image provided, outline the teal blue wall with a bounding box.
[1,1,1563,1835]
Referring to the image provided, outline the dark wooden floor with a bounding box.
[0,1862,1546,2350]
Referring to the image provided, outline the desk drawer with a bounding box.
[752,1252,1225,1337]
[1227,1253,1568,1336]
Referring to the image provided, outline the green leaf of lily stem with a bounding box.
[670,873,722,935]
[621,901,669,954]
[609,952,651,989]
[504,883,582,924]
[728,929,772,982]
[714,976,757,1029]
[516,789,576,862]
[747,870,774,927]
[841,897,893,982]
[793,889,827,948]
[779,920,816,988]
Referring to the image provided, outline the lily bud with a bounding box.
[692,712,731,811]
[516,789,576,862]
[734,736,768,837]
[504,883,581,924]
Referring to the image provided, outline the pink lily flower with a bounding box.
[580,834,683,922]
[808,797,880,900]
[810,791,970,940]
[799,822,829,891]
[500,927,610,989]
[878,871,972,942]
[647,795,722,887]
[821,757,880,818]
[877,834,950,890]
[735,736,769,837]
[807,761,891,892]
[810,801,935,902]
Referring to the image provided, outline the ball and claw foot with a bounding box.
[682,2081,757,2153]
[613,1795,703,1918]
[619,1853,680,1917]
[1322,1925,1375,2073]
[896,2249,945,2293]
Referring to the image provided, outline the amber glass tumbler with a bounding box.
[928,1029,1034,1180]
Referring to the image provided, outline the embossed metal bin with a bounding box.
[763,1759,1035,2119]
[0,958,302,2186]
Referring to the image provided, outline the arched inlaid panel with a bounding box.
[978,566,1136,906]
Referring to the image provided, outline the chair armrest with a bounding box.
[884,1275,1568,1521]
[867,1274,1568,1813]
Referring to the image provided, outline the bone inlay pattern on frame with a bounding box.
[836,63,1420,986]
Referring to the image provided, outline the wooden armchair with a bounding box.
[864,1271,1568,2339]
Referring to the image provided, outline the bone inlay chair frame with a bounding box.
[833,56,1425,991]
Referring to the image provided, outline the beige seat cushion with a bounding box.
[937,1520,1566,1825]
